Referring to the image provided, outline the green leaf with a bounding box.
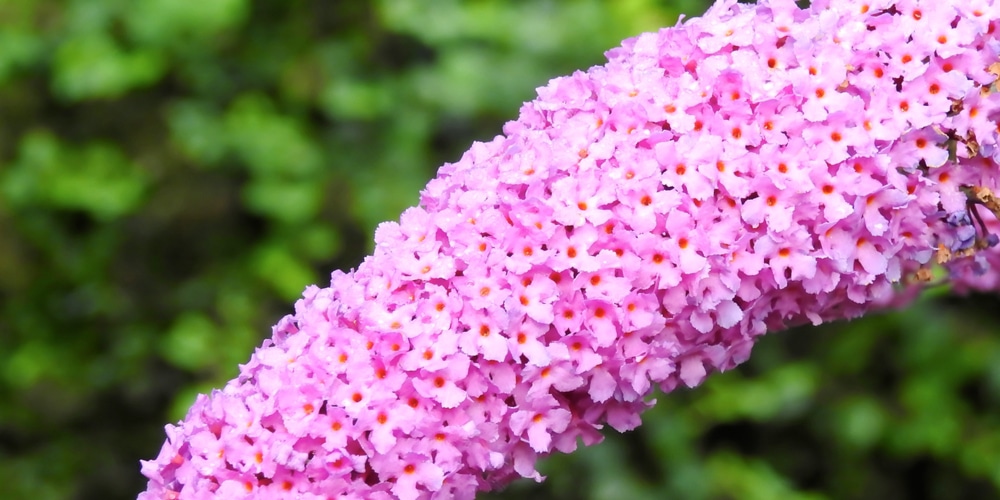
[694,362,818,422]
[124,0,248,47]
[51,33,165,100]
[0,28,43,83]
[1,131,149,219]
[830,396,888,451]
[5,340,55,389]
[224,94,324,177]
[160,312,219,372]
[167,101,228,165]
[320,77,391,119]
[250,242,317,302]
[242,177,323,223]
[298,224,343,261]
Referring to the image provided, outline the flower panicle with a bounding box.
[141,0,1000,498]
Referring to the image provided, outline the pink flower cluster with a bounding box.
[140,0,1000,498]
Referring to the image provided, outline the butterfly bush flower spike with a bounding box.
[140,0,1000,498]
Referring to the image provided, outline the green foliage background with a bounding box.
[1,1,999,499]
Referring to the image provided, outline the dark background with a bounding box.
[2,1,1000,499]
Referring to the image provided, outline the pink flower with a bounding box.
[141,0,1000,498]
[509,396,573,453]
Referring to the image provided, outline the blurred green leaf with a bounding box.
[167,101,228,165]
[124,0,248,47]
[707,452,827,500]
[321,77,391,120]
[160,312,219,372]
[1,131,149,218]
[695,362,819,422]
[830,396,888,451]
[242,177,324,222]
[0,28,43,83]
[5,340,57,389]
[225,94,324,177]
[51,33,165,100]
[250,242,317,302]
[299,224,343,261]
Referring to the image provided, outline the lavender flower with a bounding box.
[140,0,1000,498]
